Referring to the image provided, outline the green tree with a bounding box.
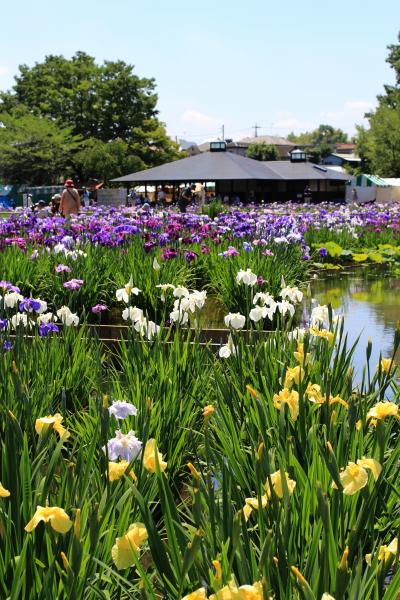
[356,33,400,176]
[288,124,348,163]
[0,109,81,185]
[246,142,280,161]
[0,51,181,175]
[74,139,146,183]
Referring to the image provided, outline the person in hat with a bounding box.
[50,193,62,215]
[60,179,81,219]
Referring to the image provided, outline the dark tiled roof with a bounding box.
[111,152,349,183]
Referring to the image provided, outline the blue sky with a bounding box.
[0,0,398,141]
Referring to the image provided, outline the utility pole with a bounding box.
[222,124,225,141]
[253,123,261,138]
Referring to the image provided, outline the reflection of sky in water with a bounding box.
[305,271,400,383]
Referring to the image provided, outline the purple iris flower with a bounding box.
[55,264,72,274]
[161,248,178,260]
[143,241,157,252]
[3,340,13,351]
[91,304,108,313]
[0,281,20,293]
[243,242,253,252]
[218,246,240,258]
[184,250,198,264]
[63,279,84,290]
[319,247,328,258]
[0,318,8,330]
[19,297,43,313]
[38,322,59,337]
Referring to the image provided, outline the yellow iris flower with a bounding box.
[378,358,393,373]
[182,587,208,600]
[273,388,299,420]
[265,470,296,499]
[108,460,137,482]
[310,327,334,345]
[332,458,381,495]
[208,580,264,600]
[0,483,10,498]
[284,366,302,388]
[143,439,167,473]
[111,523,148,570]
[367,401,398,421]
[366,537,398,565]
[25,506,72,534]
[203,405,216,418]
[35,414,69,439]
[305,384,348,409]
[293,343,310,367]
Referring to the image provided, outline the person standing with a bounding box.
[157,187,165,206]
[178,184,195,213]
[60,179,81,218]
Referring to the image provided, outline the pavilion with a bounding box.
[111,143,349,203]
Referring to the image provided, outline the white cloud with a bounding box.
[182,109,221,127]
[0,66,9,77]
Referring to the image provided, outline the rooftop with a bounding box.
[111,151,349,183]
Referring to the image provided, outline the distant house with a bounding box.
[233,135,295,159]
[334,143,357,154]
[322,153,361,168]
[198,135,295,159]
[178,139,201,156]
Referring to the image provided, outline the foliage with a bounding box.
[288,125,349,163]
[246,142,280,161]
[73,139,146,184]
[0,51,182,183]
[0,311,399,598]
[356,33,400,177]
[0,109,81,185]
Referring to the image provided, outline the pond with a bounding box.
[304,267,400,381]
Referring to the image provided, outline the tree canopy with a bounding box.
[0,52,181,184]
[0,109,81,185]
[288,124,349,163]
[356,33,400,176]
[246,142,280,161]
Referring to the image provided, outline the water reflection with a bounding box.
[306,268,400,378]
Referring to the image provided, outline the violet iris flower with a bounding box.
[91,304,108,313]
[39,322,60,337]
[63,279,84,290]
[55,264,72,273]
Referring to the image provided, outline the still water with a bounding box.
[305,268,400,378]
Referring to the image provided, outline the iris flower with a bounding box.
[367,401,398,421]
[0,483,10,497]
[103,430,142,462]
[108,400,138,420]
[25,506,72,534]
[265,470,296,499]
[182,589,208,600]
[116,276,141,303]
[111,523,148,570]
[332,458,382,495]
[273,388,299,421]
[35,414,69,439]
[108,460,137,482]
[143,439,167,473]
[224,313,246,330]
